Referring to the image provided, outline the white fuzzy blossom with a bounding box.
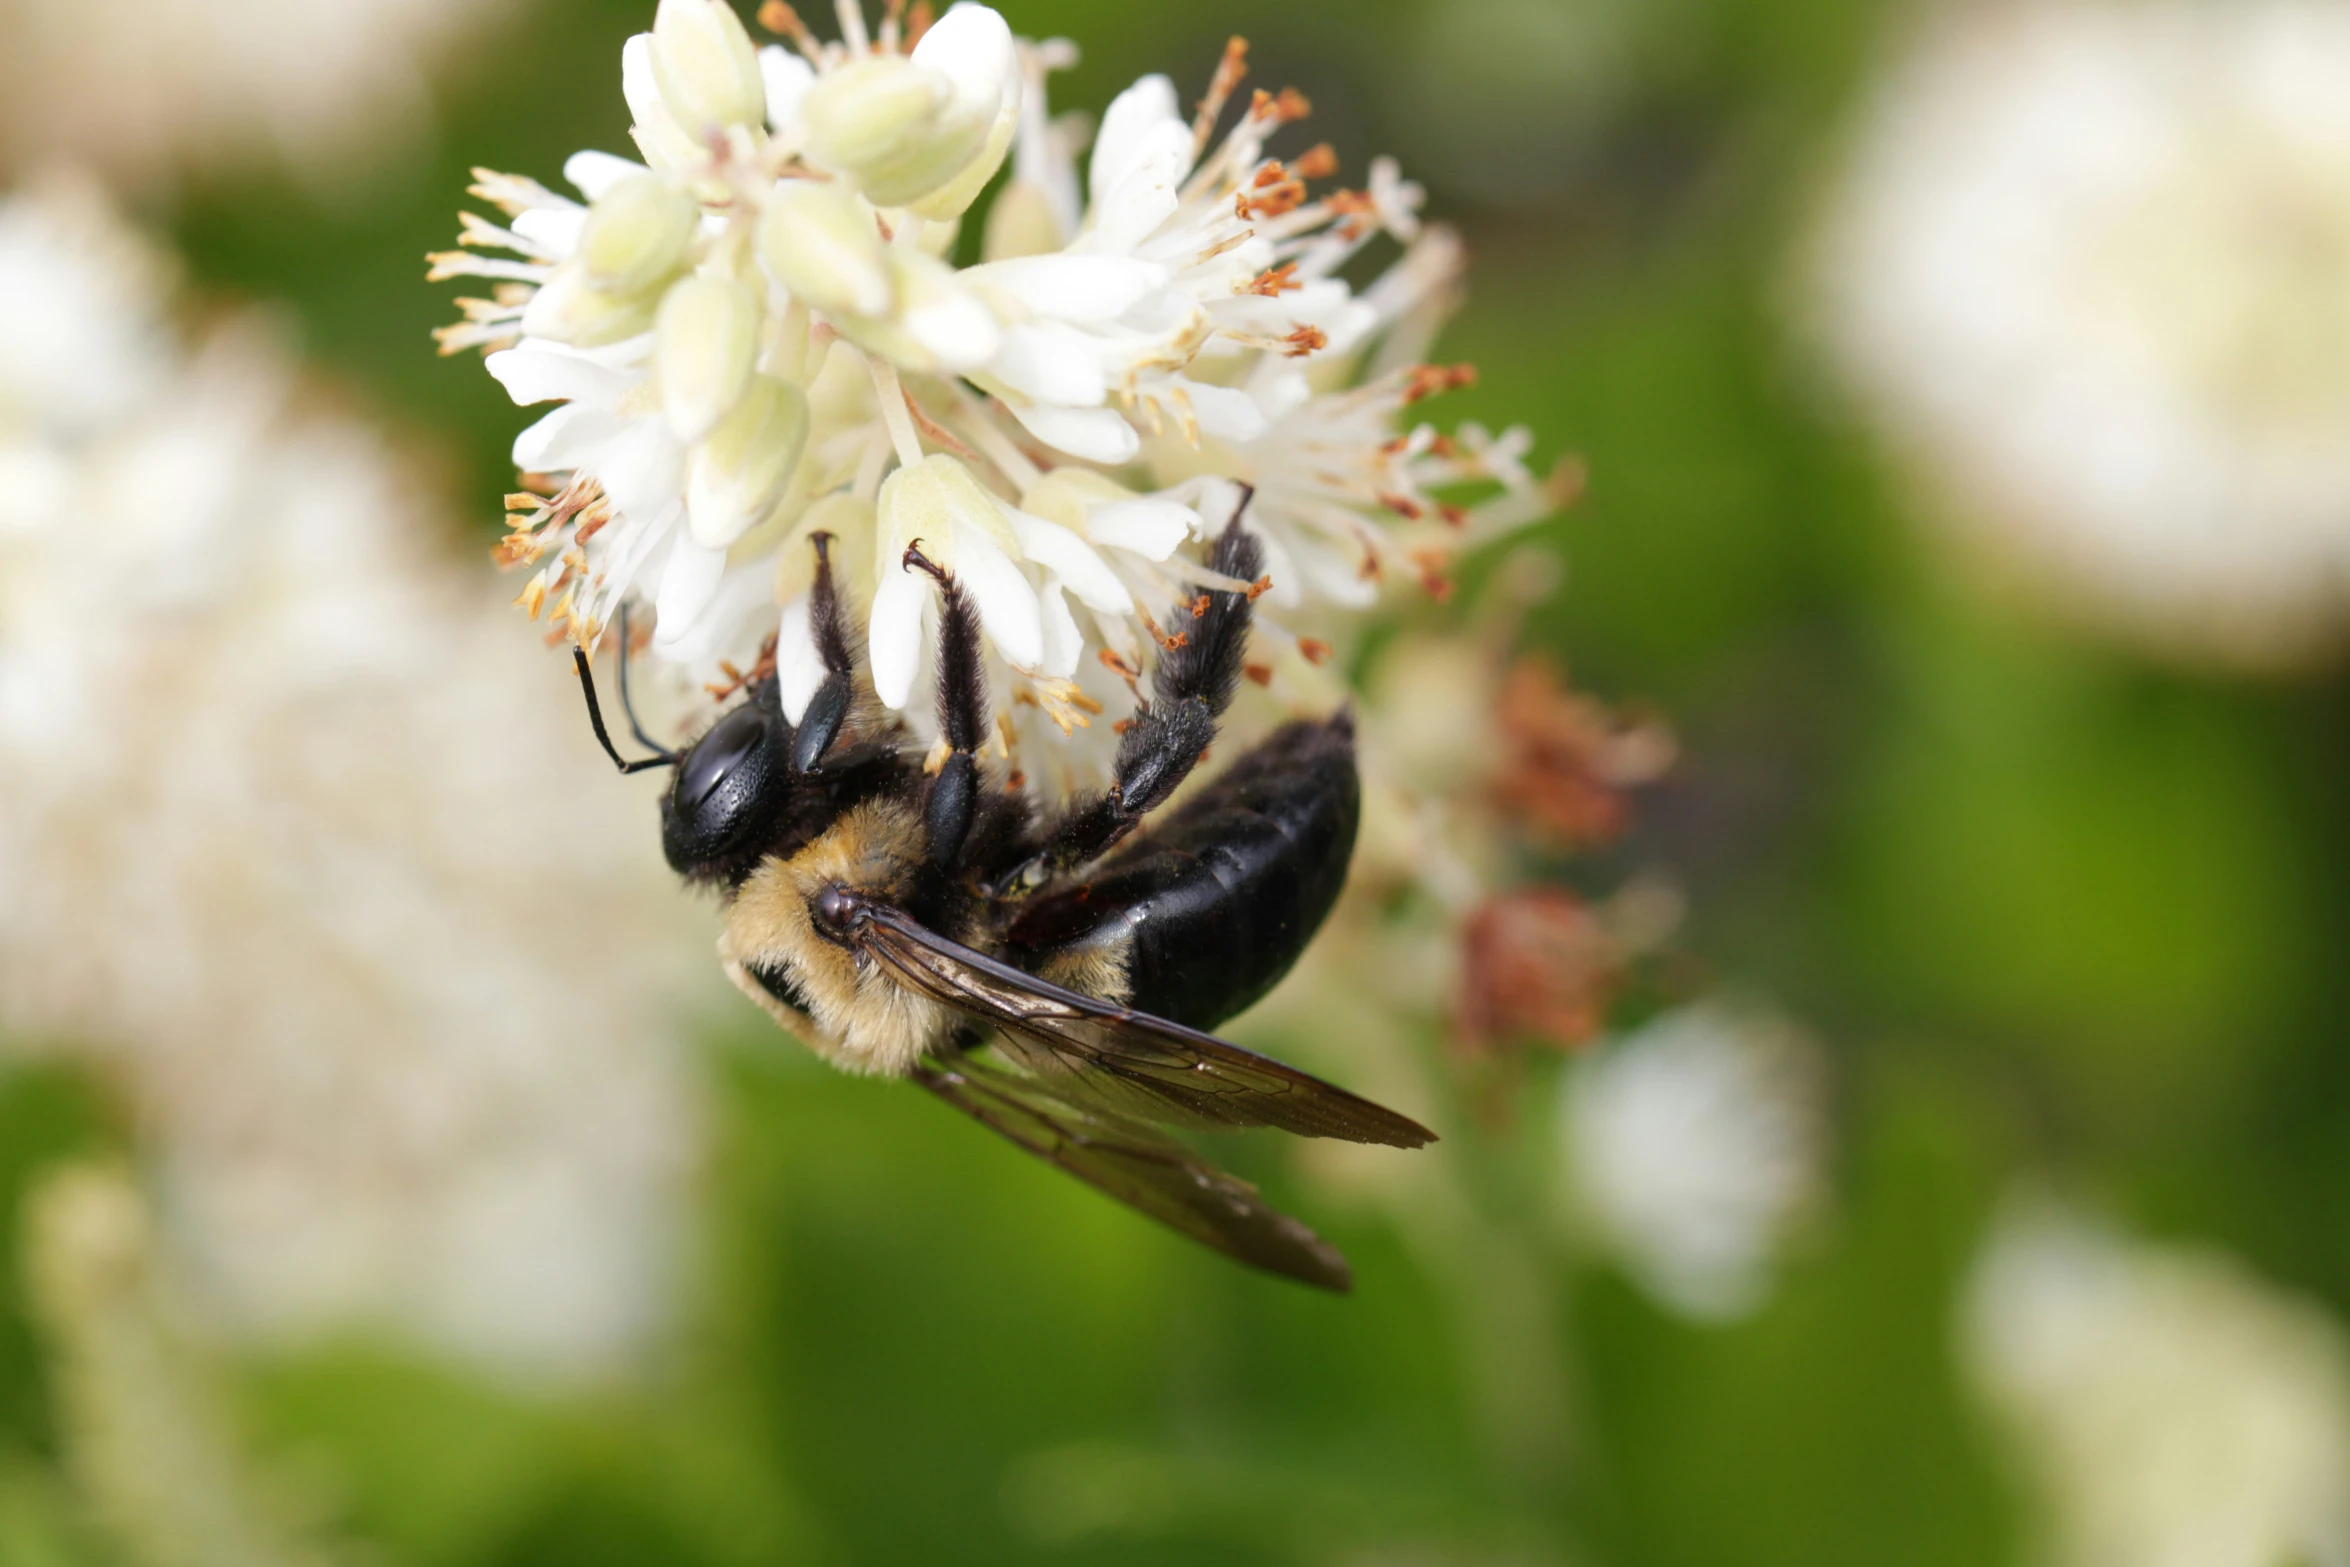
[0,0,517,193]
[434,1,1566,779]
[1560,1002,1824,1321]
[1965,1201,2350,1567]
[1810,0,2350,670]
[0,180,701,1384]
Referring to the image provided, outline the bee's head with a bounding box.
[578,634,858,886]
[660,685,797,879]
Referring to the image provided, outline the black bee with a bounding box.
[575,509,1433,1290]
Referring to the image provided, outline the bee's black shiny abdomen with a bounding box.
[1004,714,1359,1031]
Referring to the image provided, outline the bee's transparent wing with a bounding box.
[839,893,1434,1148]
[914,1053,1354,1292]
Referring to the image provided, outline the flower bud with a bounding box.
[757,181,894,319]
[578,173,699,297]
[687,376,811,548]
[901,6,1019,218]
[799,57,954,178]
[799,6,1018,212]
[650,0,767,136]
[656,275,761,444]
[520,264,660,348]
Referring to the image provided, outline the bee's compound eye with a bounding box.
[678,702,766,809]
[813,884,858,934]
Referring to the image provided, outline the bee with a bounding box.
[574,509,1433,1290]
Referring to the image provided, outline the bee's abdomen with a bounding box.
[1006,715,1358,1030]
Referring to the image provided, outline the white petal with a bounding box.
[990,322,1107,406]
[512,205,589,259]
[775,594,826,723]
[867,563,928,709]
[758,44,816,132]
[1184,379,1270,443]
[1287,531,1381,608]
[908,3,1017,121]
[1038,579,1083,678]
[1004,400,1140,464]
[963,254,1167,325]
[1089,75,1183,203]
[1248,524,1306,609]
[485,343,637,408]
[651,536,729,651]
[597,417,688,522]
[1008,512,1131,614]
[950,525,1044,669]
[900,265,1003,372]
[1086,498,1198,560]
[1085,122,1192,254]
[565,150,650,201]
[511,403,626,471]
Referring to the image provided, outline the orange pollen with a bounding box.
[1247,574,1273,601]
[1243,178,1308,219]
[1379,491,1426,521]
[1249,86,1312,125]
[492,535,535,568]
[1189,593,1213,618]
[1251,162,1289,189]
[1160,631,1191,652]
[1297,637,1333,666]
[1439,502,1472,529]
[1112,718,1136,736]
[1410,548,1456,601]
[1243,661,1275,686]
[1247,262,1303,297]
[1098,648,1139,677]
[1404,363,1479,404]
[1006,770,1026,792]
[1280,325,1329,358]
[1356,549,1385,582]
[1294,143,1339,180]
[756,1,812,43]
[906,2,935,47]
[503,491,543,512]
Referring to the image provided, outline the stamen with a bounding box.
[1192,37,1251,155]
[758,1,825,61]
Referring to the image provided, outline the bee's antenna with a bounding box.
[575,642,677,775]
[614,601,670,755]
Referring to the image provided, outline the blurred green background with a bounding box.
[8,0,2350,1562]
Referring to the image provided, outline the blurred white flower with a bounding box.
[1561,1002,1823,1320]
[435,5,1562,785]
[1809,0,2350,669]
[0,178,700,1384]
[0,0,520,193]
[1965,1201,2350,1567]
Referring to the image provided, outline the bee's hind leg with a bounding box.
[1010,510,1264,889]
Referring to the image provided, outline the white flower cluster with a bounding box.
[434,0,1564,770]
[0,179,700,1383]
[1810,0,2350,670]
[1562,1002,1824,1321]
[1966,1201,2350,1567]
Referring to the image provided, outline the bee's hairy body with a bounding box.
[580,515,1426,1291]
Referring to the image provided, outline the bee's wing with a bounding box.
[913,1053,1354,1291]
[844,895,1434,1149]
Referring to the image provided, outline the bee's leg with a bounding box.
[905,544,988,867]
[1011,513,1263,889]
[790,531,857,774]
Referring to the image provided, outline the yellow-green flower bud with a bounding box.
[520,264,660,348]
[799,57,953,178]
[578,173,699,298]
[650,0,767,135]
[757,181,894,319]
[687,375,811,548]
[656,275,761,444]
